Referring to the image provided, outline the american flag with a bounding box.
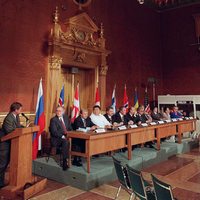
[144,87,150,113]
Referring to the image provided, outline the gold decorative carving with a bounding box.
[49,56,62,70]
[99,65,108,76]
[74,52,86,63]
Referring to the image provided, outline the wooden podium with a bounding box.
[0,126,47,199]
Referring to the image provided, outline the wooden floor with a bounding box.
[30,147,200,200]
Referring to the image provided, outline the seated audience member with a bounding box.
[104,106,115,124]
[72,109,97,166]
[90,105,111,128]
[49,106,72,171]
[162,107,171,120]
[113,106,128,126]
[151,107,162,121]
[0,102,23,188]
[170,106,183,119]
[126,106,137,125]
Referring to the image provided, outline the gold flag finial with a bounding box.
[53,6,59,24]
[100,23,104,38]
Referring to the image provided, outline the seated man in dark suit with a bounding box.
[0,102,23,188]
[126,106,138,125]
[135,105,152,124]
[72,109,97,166]
[113,106,128,126]
[49,106,72,171]
[151,107,162,122]
[104,106,115,124]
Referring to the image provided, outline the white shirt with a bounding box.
[90,113,111,128]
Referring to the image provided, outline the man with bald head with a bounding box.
[49,106,72,170]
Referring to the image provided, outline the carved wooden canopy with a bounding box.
[48,8,111,70]
[45,8,111,129]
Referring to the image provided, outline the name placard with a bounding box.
[150,122,157,125]
[157,121,164,124]
[189,117,194,119]
[130,124,138,128]
[178,118,183,121]
[165,120,171,123]
[185,117,189,120]
[171,119,177,122]
[77,128,87,132]
[95,129,106,133]
[141,123,148,127]
[118,125,127,130]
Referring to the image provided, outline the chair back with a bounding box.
[151,174,174,200]
[126,165,147,200]
[112,157,130,189]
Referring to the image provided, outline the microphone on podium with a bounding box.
[21,113,29,122]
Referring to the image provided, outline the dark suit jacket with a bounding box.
[0,112,22,150]
[151,112,162,121]
[73,115,95,130]
[104,114,114,124]
[113,112,128,125]
[135,114,148,123]
[49,115,72,147]
[125,113,137,124]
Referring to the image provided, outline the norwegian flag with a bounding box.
[95,86,100,106]
[71,83,80,123]
[123,84,129,111]
[58,85,64,107]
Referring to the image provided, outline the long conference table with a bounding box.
[67,119,196,173]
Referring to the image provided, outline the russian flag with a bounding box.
[33,78,45,160]
[58,85,64,107]
[111,84,116,113]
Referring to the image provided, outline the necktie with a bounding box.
[83,119,86,127]
[60,118,67,134]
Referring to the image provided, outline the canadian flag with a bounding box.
[71,83,80,123]
[95,86,100,106]
[123,84,129,111]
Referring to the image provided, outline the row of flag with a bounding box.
[32,79,150,160]
[59,83,149,118]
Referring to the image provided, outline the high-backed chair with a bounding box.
[112,157,134,200]
[126,165,156,200]
[151,174,177,200]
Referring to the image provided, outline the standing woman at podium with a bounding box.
[0,102,23,188]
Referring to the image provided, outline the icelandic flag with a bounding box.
[33,78,45,160]
[71,83,80,123]
[95,86,100,106]
[58,85,64,107]
[134,87,139,109]
[123,84,129,111]
[111,85,116,113]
